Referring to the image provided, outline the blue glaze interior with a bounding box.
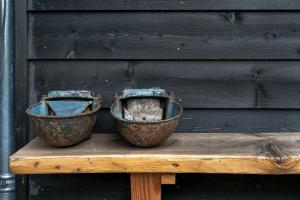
[28,90,99,117]
[30,101,49,116]
[28,99,98,117]
[47,101,90,116]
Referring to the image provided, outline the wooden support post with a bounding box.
[130,173,161,200]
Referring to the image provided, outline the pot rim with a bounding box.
[26,96,101,119]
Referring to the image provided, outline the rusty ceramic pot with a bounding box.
[111,88,183,147]
[26,90,102,147]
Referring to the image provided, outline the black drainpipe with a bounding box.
[0,0,15,199]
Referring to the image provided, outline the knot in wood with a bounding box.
[265,143,297,170]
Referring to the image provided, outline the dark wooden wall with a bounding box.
[15,0,300,199]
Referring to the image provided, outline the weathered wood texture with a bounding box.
[9,133,300,174]
[21,1,300,199]
[29,61,300,109]
[28,60,300,133]
[28,0,300,10]
[131,174,161,200]
[27,108,300,135]
[161,174,176,185]
[177,109,300,133]
[29,12,300,59]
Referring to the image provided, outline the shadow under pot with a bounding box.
[26,90,102,147]
[111,88,183,147]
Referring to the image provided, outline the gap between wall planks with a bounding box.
[28,0,300,10]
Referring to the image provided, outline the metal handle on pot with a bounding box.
[165,91,182,119]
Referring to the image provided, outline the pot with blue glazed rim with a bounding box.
[26,90,102,147]
[111,88,183,147]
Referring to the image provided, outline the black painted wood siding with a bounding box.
[15,1,300,199]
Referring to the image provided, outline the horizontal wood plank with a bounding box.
[178,109,300,133]
[29,61,300,109]
[26,108,300,134]
[26,108,300,137]
[9,133,300,174]
[28,0,300,11]
[29,12,300,59]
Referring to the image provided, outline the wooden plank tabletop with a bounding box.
[9,133,300,174]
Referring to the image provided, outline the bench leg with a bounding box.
[130,173,161,200]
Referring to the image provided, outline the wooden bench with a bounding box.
[9,133,300,200]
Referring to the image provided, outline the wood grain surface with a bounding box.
[161,174,176,184]
[131,173,161,200]
[29,12,300,60]
[29,60,300,109]
[9,133,300,174]
[28,0,300,10]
